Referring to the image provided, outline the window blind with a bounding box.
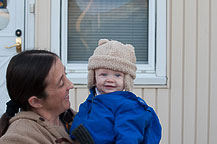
[68,0,149,64]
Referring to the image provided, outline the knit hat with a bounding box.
[88,39,137,91]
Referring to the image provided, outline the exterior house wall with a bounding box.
[35,0,50,51]
[35,0,217,143]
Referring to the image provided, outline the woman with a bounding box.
[0,50,93,144]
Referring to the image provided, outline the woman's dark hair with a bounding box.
[0,50,58,137]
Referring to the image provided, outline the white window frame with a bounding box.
[51,0,167,86]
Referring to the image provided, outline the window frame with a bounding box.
[51,0,167,86]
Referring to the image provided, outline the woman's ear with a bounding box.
[28,96,43,108]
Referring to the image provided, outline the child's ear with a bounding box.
[28,96,43,108]
[93,70,96,85]
[88,69,96,89]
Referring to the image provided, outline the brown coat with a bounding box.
[0,111,73,144]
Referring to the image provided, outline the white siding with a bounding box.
[170,0,184,143]
[209,1,217,143]
[196,0,210,143]
[183,0,197,143]
[35,0,50,51]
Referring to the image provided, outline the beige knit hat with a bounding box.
[88,39,137,91]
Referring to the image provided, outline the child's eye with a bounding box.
[115,73,121,77]
[101,73,107,76]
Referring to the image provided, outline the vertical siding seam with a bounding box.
[207,0,212,143]
[194,0,198,143]
[35,1,39,48]
[168,90,171,144]
[75,88,77,111]
[47,0,51,49]
[155,89,158,113]
[168,0,173,143]
[142,88,144,99]
[182,0,185,143]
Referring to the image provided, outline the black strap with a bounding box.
[6,100,20,117]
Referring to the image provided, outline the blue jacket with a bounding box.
[70,88,162,144]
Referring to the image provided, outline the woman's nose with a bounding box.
[66,77,74,90]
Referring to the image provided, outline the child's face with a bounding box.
[95,68,124,94]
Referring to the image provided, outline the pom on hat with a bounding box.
[88,39,137,91]
[98,39,109,46]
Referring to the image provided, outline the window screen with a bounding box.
[68,0,149,64]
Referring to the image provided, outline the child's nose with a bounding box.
[106,76,115,82]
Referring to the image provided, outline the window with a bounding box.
[51,0,167,86]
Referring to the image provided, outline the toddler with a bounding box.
[70,39,162,144]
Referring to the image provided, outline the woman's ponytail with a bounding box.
[0,100,20,137]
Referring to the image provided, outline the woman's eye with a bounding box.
[60,81,65,87]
